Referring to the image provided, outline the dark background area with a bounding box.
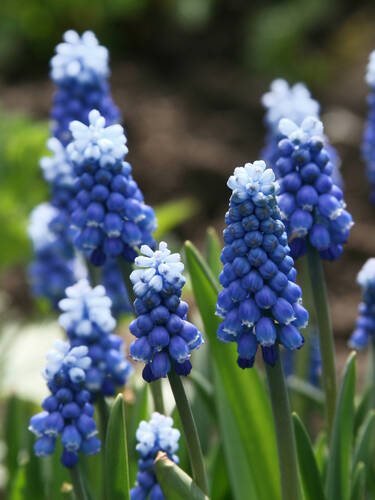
[1,0,375,347]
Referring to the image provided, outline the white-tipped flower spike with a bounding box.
[217,160,308,368]
[28,203,60,252]
[349,258,375,350]
[130,413,180,499]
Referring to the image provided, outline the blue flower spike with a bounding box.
[362,51,375,202]
[68,110,157,265]
[29,340,100,467]
[129,242,204,381]
[59,279,133,396]
[217,160,308,368]
[130,413,180,500]
[50,30,120,145]
[349,259,375,350]
[275,117,353,260]
[28,203,86,307]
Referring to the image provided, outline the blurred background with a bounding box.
[1,0,375,384]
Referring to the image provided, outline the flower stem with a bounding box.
[306,243,336,437]
[150,380,165,414]
[167,370,209,495]
[265,352,301,500]
[69,466,88,500]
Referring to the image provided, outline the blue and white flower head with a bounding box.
[130,413,180,500]
[129,242,204,381]
[68,110,156,266]
[217,160,308,368]
[275,116,353,260]
[58,279,133,396]
[362,51,375,202]
[40,137,76,210]
[29,340,101,468]
[349,258,375,350]
[50,30,120,145]
[27,203,85,307]
[262,79,320,134]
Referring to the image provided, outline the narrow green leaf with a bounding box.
[127,385,149,485]
[9,465,27,500]
[325,352,356,500]
[352,410,375,474]
[350,462,366,500]
[287,375,324,407]
[154,198,199,239]
[209,442,231,500]
[214,366,258,500]
[105,394,130,500]
[155,452,209,500]
[314,432,328,480]
[185,240,280,500]
[188,370,216,419]
[205,227,222,280]
[292,413,326,500]
[354,387,372,437]
[5,395,23,492]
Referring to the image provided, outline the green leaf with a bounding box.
[9,465,27,500]
[209,443,231,500]
[184,240,280,500]
[354,386,372,437]
[188,370,216,419]
[352,410,375,475]
[126,385,149,485]
[350,462,366,500]
[155,452,209,500]
[287,375,324,408]
[205,227,222,280]
[105,394,130,500]
[214,366,258,500]
[292,413,326,500]
[325,352,356,500]
[154,198,199,240]
[314,432,328,480]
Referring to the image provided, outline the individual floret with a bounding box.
[216,160,308,368]
[129,242,204,381]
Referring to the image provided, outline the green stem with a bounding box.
[87,262,101,287]
[167,370,209,495]
[97,395,109,443]
[306,243,337,438]
[265,353,301,500]
[150,380,165,414]
[69,466,88,500]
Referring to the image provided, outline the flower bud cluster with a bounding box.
[59,279,133,395]
[50,30,120,145]
[217,160,308,368]
[68,110,157,265]
[130,413,180,500]
[129,242,204,381]
[276,117,353,260]
[29,340,100,468]
[27,203,85,307]
[349,259,375,350]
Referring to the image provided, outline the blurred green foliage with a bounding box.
[0,108,48,271]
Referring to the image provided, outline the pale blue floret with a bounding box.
[40,138,75,190]
[28,203,60,252]
[130,413,180,500]
[42,340,91,384]
[278,116,324,144]
[51,30,109,85]
[67,109,127,167]
[366,51,375,87]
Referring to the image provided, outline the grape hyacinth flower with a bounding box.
[129,242,204,381]
[276,117,353,260]
[28,203,85,307]
[59,279,133,396]
[130,413,180,500]
[362,51,375,202]
[68,109,157,265]
[29,340,100,467]
[50,30,120,145]
[216,160,308,368]
[349,259,375,350]
[261,79,343,187]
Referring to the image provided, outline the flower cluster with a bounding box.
[50,30,120,145]
[29,340,100,467]
[130,413,180,500]
[276,117,353,260]
[362,51,375,202]
[216,160,308,367]
[59,279,133,395]
[349,259,375,350]
[129,242,204,381]
[68,109,157,265]
[28,203,85,307]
